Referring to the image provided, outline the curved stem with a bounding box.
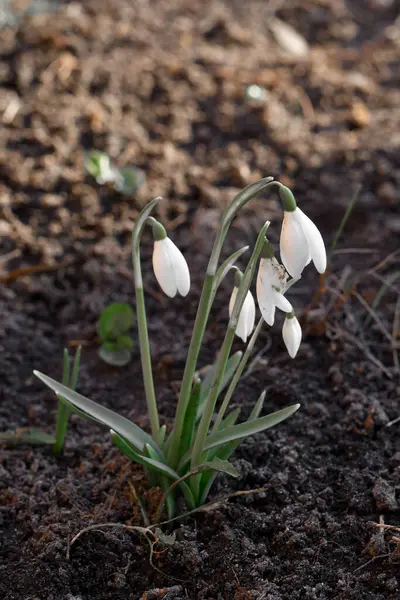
[190,222,270,469]
[167,178,276,468]
[132,197,162,445]
[213,317,264,431]
[207,178,275,276]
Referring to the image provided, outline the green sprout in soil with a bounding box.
[98,302,135,367]
[84,150,145,195]
[52,346,82,454]
[0,346,81,453]
[34,177,327,517]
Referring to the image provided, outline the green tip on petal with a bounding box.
[286,310,295,319]
[234,270,244,288]
[278,185,297,212]
[152,221,167,241]
[260,239,275,259]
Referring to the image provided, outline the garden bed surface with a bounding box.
[0,1,400,598]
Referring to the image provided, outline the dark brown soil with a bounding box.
[1,1,400,599]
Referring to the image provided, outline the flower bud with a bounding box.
[282,312,302,358]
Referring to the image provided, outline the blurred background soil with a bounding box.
[0,1,400,599]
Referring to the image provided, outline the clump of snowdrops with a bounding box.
[34,177,326,517]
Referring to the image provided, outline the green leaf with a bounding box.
[179,403,300,471]
[101,341,119,352]
[220,407,241,430]
[205,408,241,463]
[0,428,56,445]
[113,166,145,195]
[214,246,250,288]
[34,371,155,452]
[116,335,134,351]
[111,432,179,480]
[249,390,266,420]
[198,457,239,478]
[98,347,132,367]
[198,391,267,504]
[204,403,300,452]
[179,380,201,460]
[197,351,242,420]
[99,303,135,342]
[70,345,82,391]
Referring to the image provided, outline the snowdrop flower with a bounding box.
[152,222,190,298]
[256,243,292,326]
[229,271,256,343]
[282,312,302,358]
[279,185,326,279]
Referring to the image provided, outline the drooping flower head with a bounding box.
[229,270,256,343]
[152,222,190,298]
[256,241,292,326]
[279,185,326,279]
[282,312,302,358]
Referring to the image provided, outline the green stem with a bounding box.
[213,317,264,431]
[167,272,215,466]
[190,222,270,469]
[132,197,162,445]
[190,327,236,469]
[167,178,276,467]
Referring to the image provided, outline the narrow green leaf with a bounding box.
[220,407,241,430]
[70,345,82,391]
[179,380,201,459]
[197,351,242,420]
[34,371,155,452]
[159,424,167,449]
[179,403,300,471]
[198,457,239,478]
[62,348,70,386]
[198,390,267,504]
[214,246,249,288]
[249,390,266,420]
[205,408,241,463]
[204,403,300,452]
[111,432,179,480]
[0,428,56,445]
[198,444,237,505]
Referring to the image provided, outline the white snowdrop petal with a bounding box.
[152,239,178,297]
[280,212,310,278]
[236,314,248,343]
[282,316,302,358]
[167,238,191,296]
[245,291,256,338]
[256,270,276,326]
[238,290,255,342]
[228,287,237,319]
[296,208,327,274]
[273,290,292,314]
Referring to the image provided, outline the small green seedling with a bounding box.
[98,302,135,367]
[0,346,81,454]
[52,346,82,454]
[84,150,145,195]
